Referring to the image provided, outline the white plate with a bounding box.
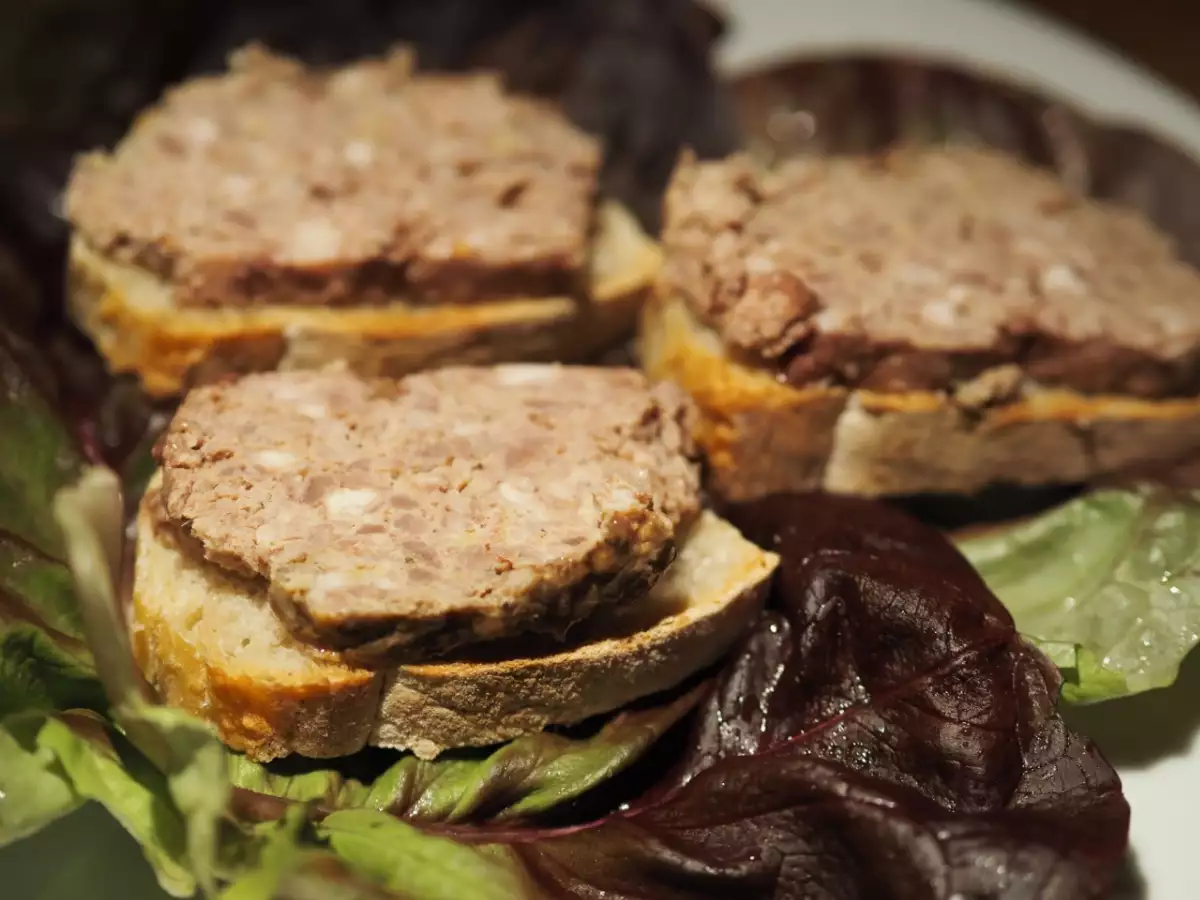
[6,2,1199,897]
[722,2,1200,899]
[719,0,1200,151]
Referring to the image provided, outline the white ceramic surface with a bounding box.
[721,2,1200,898]
[7,2,1200,897]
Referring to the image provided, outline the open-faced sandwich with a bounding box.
[63,47,661,398]
[643,145,1200,499]
[131,363,777,760]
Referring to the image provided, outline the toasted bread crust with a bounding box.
[130,496,384,760]
[372,511,774,757]
[131,485,776,761]
[640,293,1200,499]
[70,201,659,397]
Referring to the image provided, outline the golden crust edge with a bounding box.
[640,293,1200,498]
[70,201,660,397]
[371,511,776,757]
[130,498,384,762]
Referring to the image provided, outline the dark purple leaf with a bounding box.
[488,497,1127,899]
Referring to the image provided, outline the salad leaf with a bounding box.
[0,536,86,641]
[219,808,308,900]
[229,685,702,824]
[271,851,408,900]
[495,495,1128,900]
[130,705,231,897]
[0,328,82,558]
[0,328,101,725]
[0,712,84,845]
[51,466,147,712]
[54,467,234,895]
[958,487,1200,702]
[0,709,195,896]
[38,715,195,896]
[1032,642,1131,704]
[0,625,105,718]
[319,811,531,900]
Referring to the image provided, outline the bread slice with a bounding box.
[370,508,774,758]
[640,293,1200,499]
[130,490,385,762]
[130,479,776,761]
[70,201,660,397]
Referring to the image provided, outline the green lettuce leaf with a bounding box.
[0,712,85,846]
[0,330,101,725]
[0,329,82,559]
[54,467,234,895]
[1028,641,1130,704]
[230,684,701,824]
[51,466,145,712]
[218,808,308,900]
[0,335,214,895]
[0,625,105,719]
[318,810,531,900]
[957,486,1200,702]
[0,536,86,641]
[0,709,195,895]
[267,850,403,900]
[38,714,196,896]
[128,705,232,897]
[0,331,199,892]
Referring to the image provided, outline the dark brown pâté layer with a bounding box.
[156,365,701,664]
[64,46,601,310]
[661,146,1200,399]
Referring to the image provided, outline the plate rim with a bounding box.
[718,0,1200,157]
